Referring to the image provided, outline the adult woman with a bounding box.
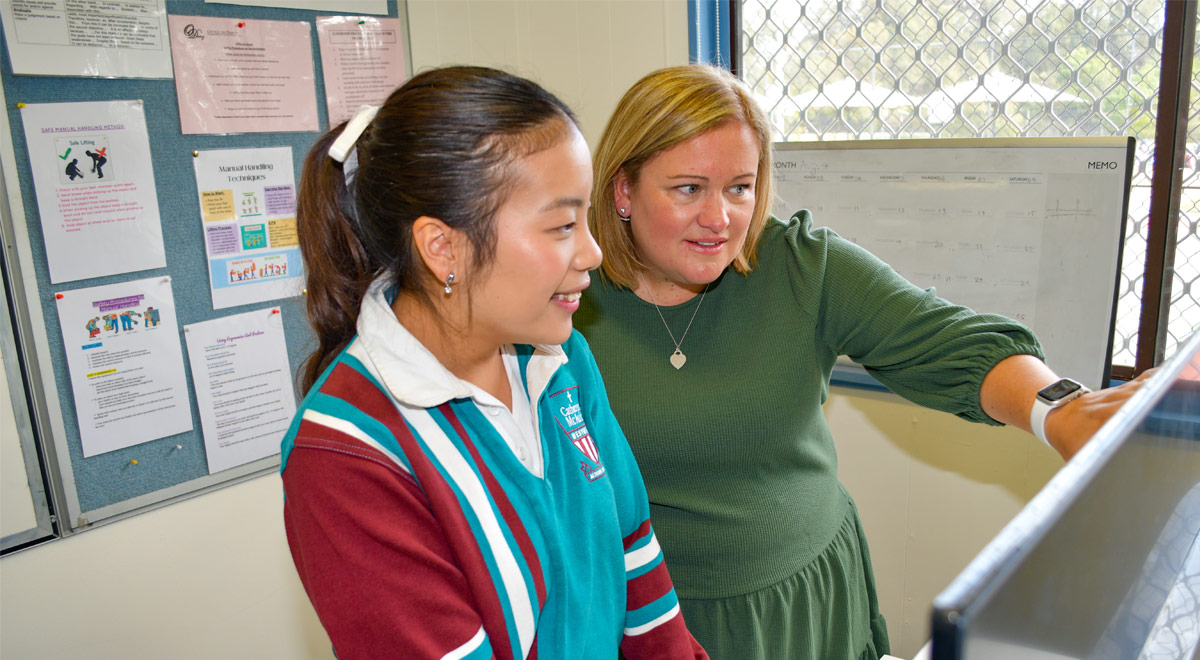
[575,64,1148,659]
[283,66,707,660]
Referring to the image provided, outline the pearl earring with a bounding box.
[443,272,455,295]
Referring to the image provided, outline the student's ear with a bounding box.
[411,216,464,286]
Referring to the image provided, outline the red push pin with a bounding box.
[55,293,63,299]
[237,21,245,28]
[271,309,280,315]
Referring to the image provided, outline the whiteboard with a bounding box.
[773,137,1133,390]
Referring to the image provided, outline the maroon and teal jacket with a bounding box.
[281,278,707,660]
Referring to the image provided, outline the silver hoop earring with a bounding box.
[443,272,455,295]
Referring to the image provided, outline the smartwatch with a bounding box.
[1030,378,1090,446]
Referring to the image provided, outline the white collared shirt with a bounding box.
[355,276,563,478]
[463,348,543,477]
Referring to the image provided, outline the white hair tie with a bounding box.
[328,105,379,163]
[329,105,378,230]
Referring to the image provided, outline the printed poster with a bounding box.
[192,147,303,309]
[20,100,166,283]
[0,0,173,78]
[316,16,407,127]
[56,277,192,457]
[169,15,318,134]
[184,307,295,474]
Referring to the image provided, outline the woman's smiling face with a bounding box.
[615,120,760,304]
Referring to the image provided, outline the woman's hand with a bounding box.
[981,355,1160,461]
[1044,369,1156,460]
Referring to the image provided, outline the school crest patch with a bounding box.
[549,386,605,481]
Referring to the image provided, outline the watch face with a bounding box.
[1038,378,1083,402]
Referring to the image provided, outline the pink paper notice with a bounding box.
[316,16,408,127]
[169,15,318,134]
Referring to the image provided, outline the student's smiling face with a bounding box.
[467,123,601,348]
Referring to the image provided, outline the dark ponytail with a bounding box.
[296,66,579,393]
[295,128,373,393]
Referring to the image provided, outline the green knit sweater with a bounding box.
[575,212,1043,599]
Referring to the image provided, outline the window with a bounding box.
[738,0,1198,374]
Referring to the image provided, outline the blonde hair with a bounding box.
[590,64,774,289]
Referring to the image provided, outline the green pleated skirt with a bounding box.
[676,501,890,660]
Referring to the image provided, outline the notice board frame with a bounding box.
[0,0,409,541]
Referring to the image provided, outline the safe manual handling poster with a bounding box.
[193,147,303,309]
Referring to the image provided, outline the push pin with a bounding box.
[129,459,138,466]
[192,150,199,157]
[16,102,25,109]
[55,293,63,299]
[174,444,183,451]
[237,21,245,28]
[358,20,365,24]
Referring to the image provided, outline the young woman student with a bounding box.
[281,66,708,660]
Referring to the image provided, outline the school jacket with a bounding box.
[281,277,707,660]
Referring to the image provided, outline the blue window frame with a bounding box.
[688,0,731,69]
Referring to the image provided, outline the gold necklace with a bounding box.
[640,275,710,370]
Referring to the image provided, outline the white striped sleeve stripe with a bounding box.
[440,625,487,660]
[401,404,536,659]
[301,409,410,474]
[624,603,681,637]
[624,532,662,572]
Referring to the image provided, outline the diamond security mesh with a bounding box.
[742,0,1196,368]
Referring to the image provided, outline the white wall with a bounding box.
[828,388,1062,657]
[406,0,689,148]
[0,477,332,660]
[0,4,1065,659]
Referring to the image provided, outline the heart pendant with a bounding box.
[669,350,687,370]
